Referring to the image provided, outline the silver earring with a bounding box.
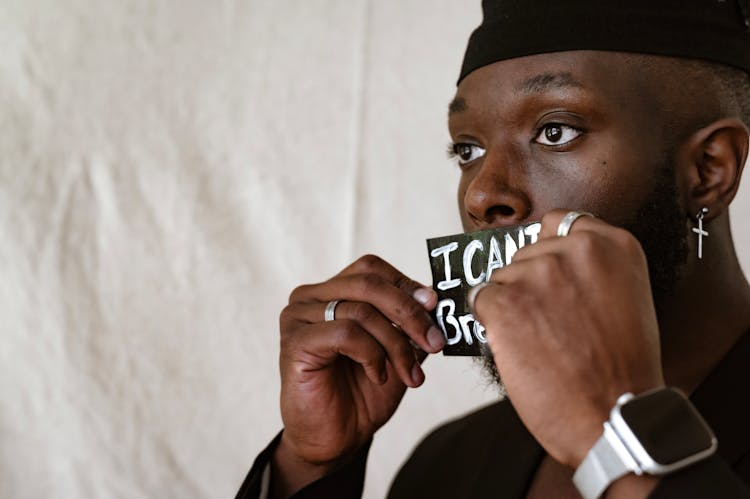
[692,207,709,259]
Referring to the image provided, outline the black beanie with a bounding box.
[459,0,750,84]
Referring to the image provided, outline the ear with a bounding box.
[677,118,749,221]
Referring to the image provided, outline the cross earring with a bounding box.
[692,207,709,259]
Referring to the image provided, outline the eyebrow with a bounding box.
[448,97,467,115]
[518,72,584,93]
[448,72,585,116]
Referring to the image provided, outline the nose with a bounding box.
[462,151,531,229]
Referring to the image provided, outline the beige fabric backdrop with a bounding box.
[2,2,749,498]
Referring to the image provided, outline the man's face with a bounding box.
[449,51,690,386]
[450,50,675,232]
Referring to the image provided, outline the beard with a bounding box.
[477,161,689,392]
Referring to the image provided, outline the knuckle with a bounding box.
[279,304,295,328]
[497,285,535,314]
[349,302,377,323]
[356,272,385,295]
[513,244,532,260]
[569,231,600,255]
[488,285,521,310]
[332,320,359,344]
[534,253,564,283]
[393,274,417,292]
[353,254,383,273]
[397,299,426,325]
[612,228,644,257]
[288,284,311,304]
[279,305,306,340]
[405,299,426,318]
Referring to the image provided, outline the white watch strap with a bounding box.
[573,422,640,499]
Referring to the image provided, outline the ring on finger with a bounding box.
[557,211,594,238]
[324,300,341,322]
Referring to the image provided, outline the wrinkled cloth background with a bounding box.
[2,2,749,498]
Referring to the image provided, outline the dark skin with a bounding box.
[269,51,750,498]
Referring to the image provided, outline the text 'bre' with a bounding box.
[426,222,541,356]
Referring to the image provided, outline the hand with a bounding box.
[272,255,445,496]
[471,210,665,468]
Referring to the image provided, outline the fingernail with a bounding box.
[413,287,436,306]
[427,326,446,352]
[411,363,424,386]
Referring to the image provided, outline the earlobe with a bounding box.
[680,118,749,221]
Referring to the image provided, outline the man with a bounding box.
[238,1,750,497]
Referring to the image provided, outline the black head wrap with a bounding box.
[459,0,750,84]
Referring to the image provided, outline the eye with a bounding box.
[448,142,486,166]
[533,124,582,146]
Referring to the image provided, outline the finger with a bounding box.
[283,320,391,386]
[487,256,551,285]
[286,301,425,387]
[291,274,445,353]
[511,227,596,264]
[470,258,561,324]
[337,255,438,309]
[513,219,643,275]
[468,277,528,336]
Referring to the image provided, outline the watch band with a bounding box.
[573,422,639,499]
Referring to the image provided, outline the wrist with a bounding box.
[573,387,716,499]
[270,434,342,499]
[270,432,372,499]
[604,473,659,499]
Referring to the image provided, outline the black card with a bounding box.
[426,222,542,356]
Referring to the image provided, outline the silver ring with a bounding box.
[557,211,594,237]
[324,300,341,322]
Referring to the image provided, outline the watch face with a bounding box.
[619,388,715,465]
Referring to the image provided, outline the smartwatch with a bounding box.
[573,386,717,499]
